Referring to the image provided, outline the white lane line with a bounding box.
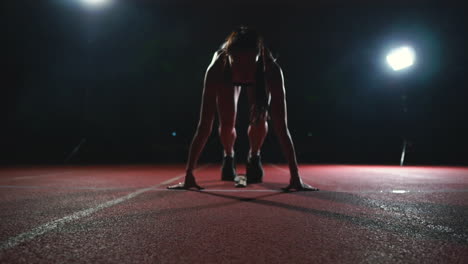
[200,189,277,192]
[0,185,139,191]
[2,186,467,193]
[0,186,280,192]
[268,164,468,193]
[269,163,290,174]
[0,164,211,251]
[163,188,281,192]
[350,189,468,193]
[153,189,468,193]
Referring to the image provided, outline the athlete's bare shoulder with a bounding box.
[207,49,227,73]
[204,49,227,86]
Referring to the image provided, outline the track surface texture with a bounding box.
[0,164,467,263]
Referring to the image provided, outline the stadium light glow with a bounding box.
[81,0,111,8]
[386,46,415,71]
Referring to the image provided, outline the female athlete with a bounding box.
[168,26,318,191]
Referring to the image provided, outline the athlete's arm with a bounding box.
[186,51,222,170]
[268,61,289,130]
[169,52,222,190]
[196,51,221,130]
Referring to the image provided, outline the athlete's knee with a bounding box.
[218,123,236,135]
[249,110,269,126]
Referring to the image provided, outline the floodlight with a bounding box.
[81,0,111,8]
[386,46,415,71]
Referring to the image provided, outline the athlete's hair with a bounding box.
[219,26,275,123]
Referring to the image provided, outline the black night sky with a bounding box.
[2,0,468,166]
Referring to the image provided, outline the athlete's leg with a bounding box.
[244,85,268,183]
[217,84,241,181]
[246,86,268,158]
[217,85,242,157]
[247,120,268,157]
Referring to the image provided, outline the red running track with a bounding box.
[0,163,467,263]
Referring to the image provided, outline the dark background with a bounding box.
[2,0,468,166]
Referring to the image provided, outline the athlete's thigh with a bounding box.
[217,84,241,127]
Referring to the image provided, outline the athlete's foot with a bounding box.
[221,154,237,181]
[282,175,319,192]
[167,173,204,190]
[246,154,263,183]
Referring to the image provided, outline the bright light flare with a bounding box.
[386,46,415,71]
[81,0,111,8]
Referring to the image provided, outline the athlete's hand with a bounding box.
[250,106,269,125]
[282,174,319,192]
[167,171,204,190]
